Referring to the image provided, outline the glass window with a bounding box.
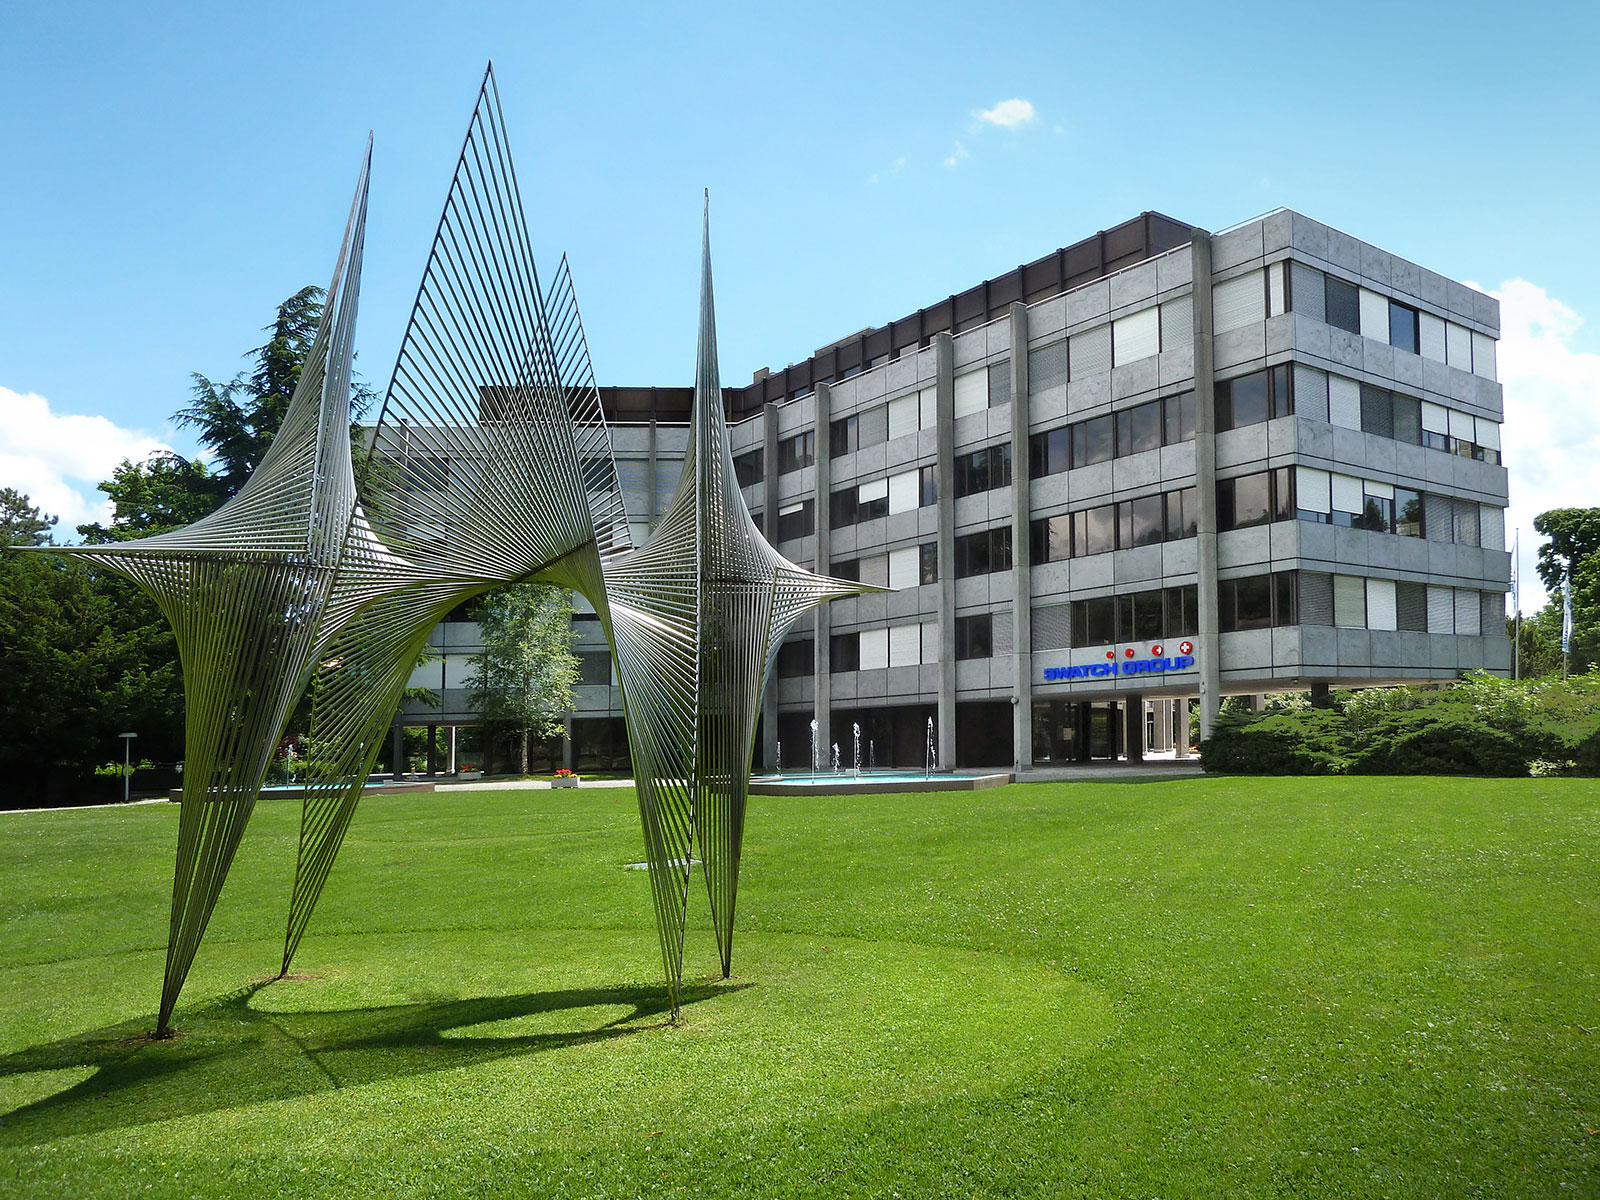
[1166,486,1198,540]
[1272,467,1295,522]
[1226,575,1274,631]
[955,531,989,578]
[857,489,888,522]
[1325,275,1361,334]
[1074,504,1115,557]
[733,449,763,487]
[991,525,1013,573]
[1395,489,1424,538]
[1117,400,1163,456]
[830,632,860,672]
[1389,301,1419,354]
[1164,391,1196,444]
[919,465,938,506]
[577,650,612,685]
[776,500,813,541]
[1030,427,1070,477]
[1164,584,1199,638]
[955,614,993,660]
[1219,472,1273,530]
[1119,493,1165,547]
[1270,365,1293,418]
[1031,514,1071,564]
[778,431,814,473]
[1273,571,1297,627]
[828,415,857,457]
[1354,493,1393,534]
[1392,394,1422,445]
[1072,414,1114,467]
[829,489,857,529]
[1072,596,1116,646]
[776,638,814,677]
[831,557,860,582]
[1217,370,1270,431]
[1120,588,1163,641]
[919,541,939,584]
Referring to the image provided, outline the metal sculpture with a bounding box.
[30,67,873,1029]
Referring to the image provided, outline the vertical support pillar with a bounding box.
[1008,302,1032,773]
[447,726,458,774]
[1175,700,1191,758]
[812,383,833,764]
[1310,680,1330,708]
[647,417,659,526]
[761,402,782,769]
[934,334,957,771]
[391,721,405,778]
[1192,230,1223,741]
[561,714,574,770]
[426,724,438,776]
[1124,695,1144,763]
[1076,702,1092,762]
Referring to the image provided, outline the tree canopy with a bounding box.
[466,585,579,775]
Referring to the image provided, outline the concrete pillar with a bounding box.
[647,417,659,524]
[448,726,458,774]
[761,402,782,769]
[1124,696,1144,763]
[561,714,574,770]
[1310,680,1331,708]
[391,721,405,777]
[426,724,438,776]
[812,383,832,766]
[1008,302,1033,773]
[1150,700,1170,752]
[1191,230,1223,741]
[1076,702,1092,762]
[934,333,957,771]
[1175,700,1191,758]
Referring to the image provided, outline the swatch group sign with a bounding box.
[1042,641,1196,682]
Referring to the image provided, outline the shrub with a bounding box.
[1347,709,1531,777]
[1200,709,1353,775]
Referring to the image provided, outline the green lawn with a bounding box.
[1,777,1597,1198]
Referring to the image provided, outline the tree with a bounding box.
[466,585,579,775]
[0,488,56,548]
[1534,507,1600,594]
[1531,507,1600,675]
[77,453,221,542]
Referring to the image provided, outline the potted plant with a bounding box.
[551,767,579,788]
[457,763,483,781]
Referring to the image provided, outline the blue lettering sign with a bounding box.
[1041,654,1194,683]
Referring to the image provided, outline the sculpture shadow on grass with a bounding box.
[0,978,743,1145]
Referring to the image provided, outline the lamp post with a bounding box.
[118,732,137,804]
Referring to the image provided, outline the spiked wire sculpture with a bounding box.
[28,67,874,1031]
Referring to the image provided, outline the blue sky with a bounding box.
[2,0,1596,603]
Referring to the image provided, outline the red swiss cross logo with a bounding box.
[1151,643,1164,655]
[1179,640,1194,655]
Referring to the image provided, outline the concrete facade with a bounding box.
[401,208,1511,770]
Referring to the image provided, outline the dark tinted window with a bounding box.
[1219,471,1273,530]
[1165,390,1196,444]
[1164,584,1199,637]
[1029,427,1070,477]
[829,489,857,529]
[830,632,860,672]
[955,614,993,660]
[778,431,814,473]
[829,415,857,457]
[1166,486,1198,540]
[954,444,1011,498]
[1392,393,1422,444]
[1361,385,1394,439]
[831,557,860,581]
[1396,489,1424,538]
[1117,400,1163,456]
[1218,370,1269,431]
[919,542,939,584]
[1072,596,1116,646]
[1389,301,1419,354]
[1119,493,1166,547]
[1072,414,1114,467]
[1075,505,1115,557]
[1031,514,1071,564]
[919,465,938,506]
[776,500,813,541]
[776,638,814,677]
[1272,467,1295,522]
[1270,365,1293,418]
[733,449,763,487]
[1325,276,1360,334]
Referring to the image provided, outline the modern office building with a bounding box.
[401,208,1511,771]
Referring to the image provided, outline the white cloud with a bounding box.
[0,387,174,537]
[1479,279,1600,611]
[974,98,1037,130]
[943,141,969,168]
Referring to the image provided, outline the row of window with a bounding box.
[829,466,937,527]
[1030,487,1198,562]
[1029,390,1196,475]
[832,542,939,588]
[1066,585,1201,647]
[954,526,1013,579]
[1214,261,1497,380]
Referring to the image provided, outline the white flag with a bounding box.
[1562,576,1574,654]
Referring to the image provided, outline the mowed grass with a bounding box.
[1,777,1598,1198]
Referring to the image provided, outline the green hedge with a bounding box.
[1201,671,1600,777]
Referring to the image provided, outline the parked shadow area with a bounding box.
[0,979,739,1145]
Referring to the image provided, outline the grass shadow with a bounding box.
[0,978,743,1145]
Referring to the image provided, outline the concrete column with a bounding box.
[1124,696,1144,763]
[1150,700,1170,752]
[813,383,832,764]
[934,334,957,770]
[426,724,438,776]
[1076,702,1092,762]
[391,721,405,778]
[1175,700,1191,758]
[1008,302,1032,773]
[761,403,782,769]
[561,715,574,770]
[1310,680,1331,708]
[647,417,659,524]
[1191,230,1223,741]
[448,726,458,774]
